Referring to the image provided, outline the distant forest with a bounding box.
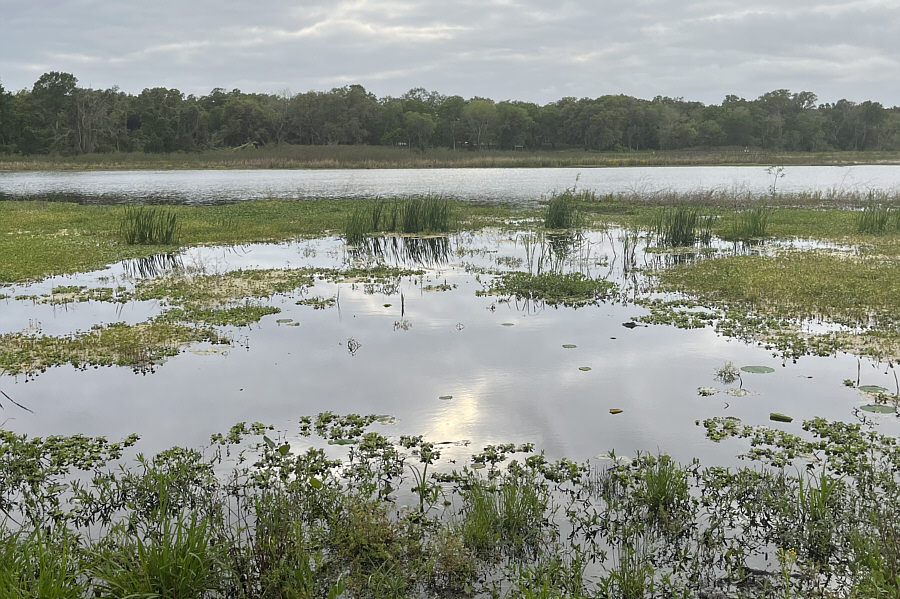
[0,71,898,155]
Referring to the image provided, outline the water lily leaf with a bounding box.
[859,385,889,394]
[769,412,793,423]
[579,366,592,371]
[501,322,515,327]
[276,318,293,324]
[609,408,623,415]
[439,395,453,400]
[287,321,301,326]
[860,404,896,413]
[562,344,577,349]
[741,365,775,374]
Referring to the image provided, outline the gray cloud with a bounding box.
[1,0,898,105]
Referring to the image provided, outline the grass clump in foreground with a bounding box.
[345,196,454,243]
[725,203,771,239]
[119,205,179,245]
[4,412,900,597]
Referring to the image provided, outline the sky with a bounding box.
[1,0,899,106]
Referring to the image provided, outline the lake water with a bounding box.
[2,165,900,204]
[2,229,896,468]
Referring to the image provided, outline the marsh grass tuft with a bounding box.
[856,203,898,234]
[651,206,713,247]
[345,197,453,243]
[727,204,771,239]
[543,187,587,229]
[119,205,179,245]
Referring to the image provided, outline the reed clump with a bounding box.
[543,187,591,229]
[856,203,899,234]
[344,197,453,243]
[651,206,713,247]
[119,206,179,245]
[726,204,771,239]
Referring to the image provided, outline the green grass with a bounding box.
[479,271,617,307]
[856,203,899,234]
[345,196,454,243]
[650,206,713,247]
[725,204,771,239]
[543,186,589,229]
[0,199,510,283]
[119,205,179,245]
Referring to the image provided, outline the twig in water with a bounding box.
[0,388,34,413]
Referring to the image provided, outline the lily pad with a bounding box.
[439,395,453,400]
[769,412,793,423]
[383,303,392,308]
[562,344,577,349]
[609,408,623,415]
[276,318,293,324]
[578,366,592,371]
[725,388,751,397]
[287,322,301,327]
[501,322,515,327]
[859,385,889,394]
[860,404,896,414]
[741,365,775,374]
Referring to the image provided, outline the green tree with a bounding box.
[462,99,497,148]
[403,111,436,150]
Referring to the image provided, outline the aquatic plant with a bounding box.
[727,203,771,239]
[856,202,898,234]
[650,206,713,247]
[119,205,179,245]
[479,271,617,307]
[543,186,586,229]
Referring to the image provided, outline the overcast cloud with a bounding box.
[1,0,898,105]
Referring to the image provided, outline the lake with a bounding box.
[3,165,900,204]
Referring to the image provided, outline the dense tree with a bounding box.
[3,71,900,156]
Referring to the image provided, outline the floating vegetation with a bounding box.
[714,360,741,383]
[724,388,751,397]
[769,412,793,422]
[609,408,623,414]
[296,295,337,309]
[860,404,895,414]
[0,320,224,376]
[578,366,591,371]
[741,365,775,374]
[561,344,577,349]
[480,271,616,307]
[501,322,515,327]
[162,303,281,327]
[859,385,889,394]
[697,387,718,396]
[439,395,453,400]
[119,205,179,245]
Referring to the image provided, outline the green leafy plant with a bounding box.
[119,205,179,245]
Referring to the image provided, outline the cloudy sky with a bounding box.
[1,0,898,105]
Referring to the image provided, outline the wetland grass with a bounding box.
[650,206,713,247]
[345,196,453,243]
[5,412,900,597]
[543,186,589,229]
[856,203,899,234]
[726,203,771,239]
[119,205,179,245]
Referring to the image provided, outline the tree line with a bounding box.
[0,71,898,155]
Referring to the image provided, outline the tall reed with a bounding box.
[651,206,713,247]
[543,187,589,229]
[344,196,453,243]
[856,203,897,234]
[119,205,179,245]
[727,204,771,239]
